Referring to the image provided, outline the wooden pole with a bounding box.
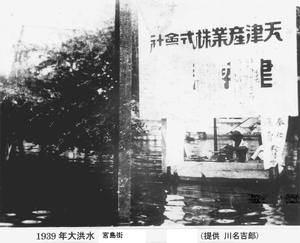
[214,118,218,152]
[114,0,134,224]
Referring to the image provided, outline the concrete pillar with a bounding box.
[115,0,134,224]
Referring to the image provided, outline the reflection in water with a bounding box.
[0,222,14,227]
[21,220,42,225]
[141,137,299,226]
[0,155,116,227]
[160,180,297,226]
[0,139,299,227]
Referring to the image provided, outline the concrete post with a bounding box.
[115,0,134,224]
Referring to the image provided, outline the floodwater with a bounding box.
[131,138,300,226]
[0,155,116,227]
[161,180,300,226]
[0,139,299,227]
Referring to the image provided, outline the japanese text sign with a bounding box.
[138,0,298,120]
[261,116,288,170]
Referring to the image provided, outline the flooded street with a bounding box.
[131,138,300,226]
[161,180,299,226]
[0,155,116,227]
[0,138,299,227]
[0,0,299,234]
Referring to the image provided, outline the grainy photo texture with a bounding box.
[0,0,299,228]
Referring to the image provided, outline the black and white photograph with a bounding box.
[0,0,299,241]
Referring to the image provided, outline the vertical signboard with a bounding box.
[261,116,289,170]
